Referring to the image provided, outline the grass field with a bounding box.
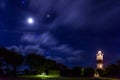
[20,77,118,80]
[20,75,119,80]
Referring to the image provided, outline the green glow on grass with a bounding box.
[20,72,59,79]
[35,72,59,79]
[36,75,59,78]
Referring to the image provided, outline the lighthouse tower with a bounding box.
[96,51,104,69]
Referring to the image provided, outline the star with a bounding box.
[21,0,25,4]
[0,1,6,9]
[46,14,51,18]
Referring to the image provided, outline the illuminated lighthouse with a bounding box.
[96,51,104,69]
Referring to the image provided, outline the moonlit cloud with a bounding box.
[67,57,82,63]
[7,45,45,56]
[21,32,58,46]
[19,31,85,65]
[21,33,38,44]
[52,45,73,55]
[29,0,89,29]
[21,32,84,55]
[28,0,120,31]
[6,45,20,52]
[53,57,66,63]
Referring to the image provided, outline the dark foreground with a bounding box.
[0,77,119,80]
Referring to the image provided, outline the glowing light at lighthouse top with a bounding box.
[96,51,104,60]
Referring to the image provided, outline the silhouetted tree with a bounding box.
[56,63,68,76]
[4,50,23,75]
[105,64,118,77]
[116,60,120,76]
[72,66,82,77]
[0,47,24,75]
[0,47,11,74]
[24,69,29,75]
[25,53,46,74]
[44,59,56,70]
[56,63,68,71]
[0,57,3,76]
[0,47,8,56]
[84,67,95,77]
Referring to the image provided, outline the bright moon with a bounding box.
[27,17,34,24]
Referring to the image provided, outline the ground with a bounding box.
[19,75,119,80]
[0,76,119,80]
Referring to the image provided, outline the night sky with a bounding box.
[0,0,120,68]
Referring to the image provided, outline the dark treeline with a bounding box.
[0,47,120,78]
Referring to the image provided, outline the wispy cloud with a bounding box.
[29,0,89,29]
[21,32,58,47]
[7,31,84,66]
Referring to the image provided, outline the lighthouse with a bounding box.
[96,51,104,69]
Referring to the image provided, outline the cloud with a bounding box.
[21,32,84,57]
[72,50,84,56]
[40,32,58,47]
[7,45,45,56]
[51,45,84,58]
[29,0,89,30]
[23,45,45,55]
[46,56,53,60]
[21,33,39,44]
[6,30,85,67]
[46,56,65,63]
[7,44,87,66]
[21,32,58,46]
[6,45,20,52]
[28,0,120,32]
[52,45,73,55]
[7,45,67,64]
[19,31,85,65]
[67,56,82,63]
[53,57,66,63]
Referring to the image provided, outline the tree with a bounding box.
[0,57,4,76]
[84,67,95,77]
[56,63,68,71]
[4,50,23,75]
[44,59,56,70]
[0,47,8,56]
[72,66,82,77]
[105,64,118,77]
[116,60,120,75]
[25,53,46,74]
[0,47,24,75]
[0,47,12,74]
[55,63,68,76]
